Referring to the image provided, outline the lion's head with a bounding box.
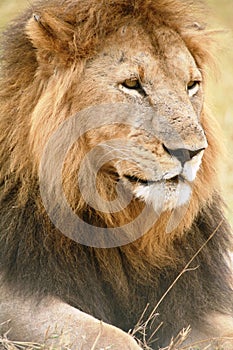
[0,0,222,259]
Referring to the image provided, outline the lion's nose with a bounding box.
[163,145,205,166]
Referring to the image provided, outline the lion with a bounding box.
[0,0,233,349]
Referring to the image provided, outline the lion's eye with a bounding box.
[122,79,141,90]
[120,78,147,97]
[187,81,200,98]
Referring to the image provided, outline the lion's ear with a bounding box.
[26,11,76,64]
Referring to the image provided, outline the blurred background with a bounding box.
[0,0,232,225]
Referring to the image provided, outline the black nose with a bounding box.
[163,145,205,166]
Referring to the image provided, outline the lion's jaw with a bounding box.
[116,149,204,213]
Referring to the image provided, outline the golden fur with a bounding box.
[0,0,232,349]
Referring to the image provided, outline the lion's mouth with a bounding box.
[124,174,150,185]
[124,174,180,185]
[110,171,191,212]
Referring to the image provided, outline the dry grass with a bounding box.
[1,327,232,350]
[0,322,43,350]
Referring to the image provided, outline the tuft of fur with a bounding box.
[0,0,232,348]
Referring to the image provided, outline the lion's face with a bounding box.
[77,25,206,214]
[30,25,210,222]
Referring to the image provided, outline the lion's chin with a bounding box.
[133,179,192,213]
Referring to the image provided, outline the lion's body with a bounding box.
[0,0,233,349]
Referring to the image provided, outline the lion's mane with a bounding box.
[0,0,232,346]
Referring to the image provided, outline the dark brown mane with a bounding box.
[0,1,232,348]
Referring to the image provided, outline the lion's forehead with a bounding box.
[87,25,199,87]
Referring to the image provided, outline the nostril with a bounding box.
[188,149,204,159]
[163,144,205,166]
